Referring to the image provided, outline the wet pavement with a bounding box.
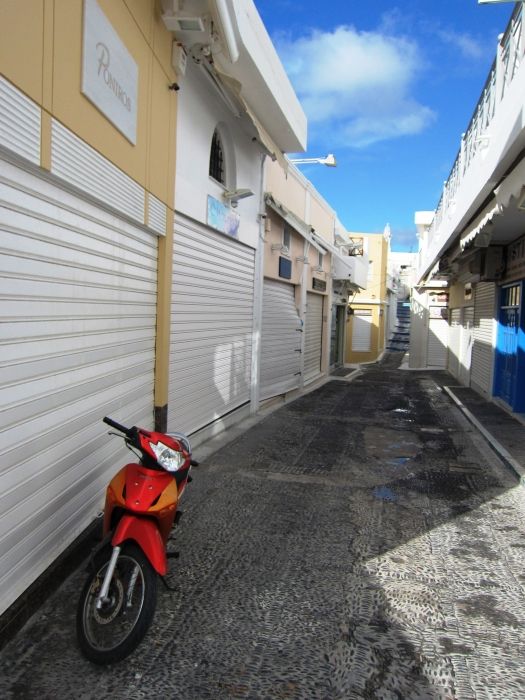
[1,354,525,699]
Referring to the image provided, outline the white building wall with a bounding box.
[174,59,262,250]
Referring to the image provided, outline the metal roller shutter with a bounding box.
[459,307,474,386]
[169,216,255,434]
[448,308,461,378]
[427,318,448,368]
[0,157,158,615]
[304,293,323,383]
[471,282,496,397]
[260,279,302,400]
[352,311,372,352]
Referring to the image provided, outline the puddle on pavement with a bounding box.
[387,456,412,467]
[373,485,398,502]
[364,427,421,460]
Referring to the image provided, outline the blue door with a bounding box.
[494,283,524,411]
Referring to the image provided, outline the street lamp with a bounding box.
[289,153,337,168]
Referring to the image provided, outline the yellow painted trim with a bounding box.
[42,0,54,111]
[144,191,149,228]
[40,110,52,171]
[154,208,174,410]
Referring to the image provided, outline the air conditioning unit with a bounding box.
[481,246,504,281]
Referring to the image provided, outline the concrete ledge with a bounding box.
[443,386,525,485]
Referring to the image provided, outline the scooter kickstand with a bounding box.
[160,576,178,592]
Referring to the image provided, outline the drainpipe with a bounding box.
[250,152,267,413]
[299,239,310,389]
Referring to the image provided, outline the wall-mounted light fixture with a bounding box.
[290,153,337,168]
[222,188,254,207]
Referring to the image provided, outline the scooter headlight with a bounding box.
[149,441,185,472]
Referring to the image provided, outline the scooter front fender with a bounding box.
[111,515,167,575]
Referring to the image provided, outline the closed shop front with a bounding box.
[0,0,178,618]
[0,156,158,615]
[428,316,448,368]
[459,307,474,386]
[471,282,496,397]
[304,292,324,383]
[448,308,461,378]
[494,281,525,411]
[260,279,302,400]
[352,309,373,352]
[168,216,255,434]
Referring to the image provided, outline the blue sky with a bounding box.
[253,0,514,251]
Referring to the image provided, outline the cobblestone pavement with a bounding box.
[2,356,525,699]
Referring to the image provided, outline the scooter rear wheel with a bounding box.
[76,542,157,665]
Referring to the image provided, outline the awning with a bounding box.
[332,254,355,281]
[312,232,366,288]
[495,156,525,208]
[214,67,288,170]
[264,194,325,253]
[460,200,502,250]
[241,100,288,170]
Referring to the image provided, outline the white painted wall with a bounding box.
[174,59,263,250]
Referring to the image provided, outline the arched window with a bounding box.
[209,129,225,185]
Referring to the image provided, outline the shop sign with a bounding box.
[506,234,525,279]
[207,196,240,238]
[279,256,292,279]
[312,278,326,292]
[82,0,138,144]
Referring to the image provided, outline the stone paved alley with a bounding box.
[1,355,525,699]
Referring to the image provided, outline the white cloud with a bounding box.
[275,25,435,148]
[436,30,485,60]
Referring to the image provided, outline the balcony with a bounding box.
[417,4,525,282]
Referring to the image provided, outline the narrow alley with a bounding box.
[1,354,524,700]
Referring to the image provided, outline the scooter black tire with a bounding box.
[76,542,158,665]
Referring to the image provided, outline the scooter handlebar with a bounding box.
[103,416,133,437]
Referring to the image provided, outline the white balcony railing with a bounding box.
[418,3,524,281]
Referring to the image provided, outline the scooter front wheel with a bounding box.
[76,543,157,665]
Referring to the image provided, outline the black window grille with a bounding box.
[209,129,225,184]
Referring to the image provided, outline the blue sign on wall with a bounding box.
[207,195,240,238]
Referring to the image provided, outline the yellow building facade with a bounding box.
[345,233,389,364]
[0,0,178,617]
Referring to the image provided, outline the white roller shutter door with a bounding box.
[448,308,461,378]
[304,293,324,384]
[352,311,372,352]
[260,279,301,400]
[471,282,496,397]
[427,318,448,368]
[459,307,474,386]
[0,157,158,615]
[169,217,255,434]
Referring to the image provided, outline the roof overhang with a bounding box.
[460,200,502,250]
[265,194,325,253]
[166,0,307,154]
[311,232,368,289]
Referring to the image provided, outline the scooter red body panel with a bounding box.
[111,514,168,575]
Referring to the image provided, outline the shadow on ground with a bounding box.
[1,353,524,699]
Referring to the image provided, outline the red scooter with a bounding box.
[76,416,197,665]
